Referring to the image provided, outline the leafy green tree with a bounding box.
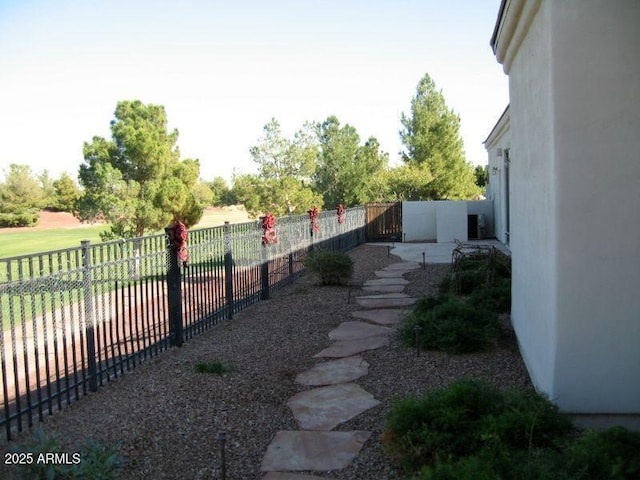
[362,163,435,202]
[400,73,479,199]
[234,118,322,217]
[192,180,215,209]
[207,176,234,206]
[314,115,388,208]
[353,136,389,202]
[52,172,81,212]
[232,173,320,218]
[77,100,203,239]
[0,164,43,213]
[38,170,57,210]
[474,164,488,189]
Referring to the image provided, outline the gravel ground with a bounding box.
[1,244,532,480]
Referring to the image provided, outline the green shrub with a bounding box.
[68,438,123,480]
[385,379,640,480]
[194,361,233,374]
[437,269,486,296]
[444,251,511,297]
[480,388,573,452]
[487,251,512,280]
[419,454,500,480]
[468,278,511,314]
[0,211,39,227]
[400,296,500,353]
[302,249,353,285]
[9,426,123,479]
[383,379,505,470]
[563,426,640,479]
[383,380,573,474]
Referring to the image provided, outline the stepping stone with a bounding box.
[260,431,371,472]
[351,309,405,325]
[363,277,409,286]
[383,262,420,270]
[314,336,389,358]
[295,356,370,386]
[287,383,380,431]
[374,270,408,278]
[356,293,417,309]
[328,321,392,341]
[362,284,406,293]
[263,473,334,480]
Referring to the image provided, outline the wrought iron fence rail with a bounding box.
[0,206,366,440]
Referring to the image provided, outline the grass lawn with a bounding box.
[0,207,252,259]
[0,225,108,258]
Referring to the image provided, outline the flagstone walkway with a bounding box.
[259,260,421,479]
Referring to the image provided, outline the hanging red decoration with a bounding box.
[308,206,320,233]
[261,212,278,245]
[337,204,345,224]
[168,219,189,267]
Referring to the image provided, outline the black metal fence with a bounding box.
[0,206,366,440]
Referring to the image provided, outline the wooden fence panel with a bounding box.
[365,203,402,241]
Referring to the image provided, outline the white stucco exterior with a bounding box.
[484,106,511,245]
[402,201,437,242]
[402,201,495,242]
[435,201,468,243]
[492,0,640,420]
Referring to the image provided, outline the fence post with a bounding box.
[261,249,270,301]
[309,219,315,254]
[165,229,184,347]
[224,222,234,319]
[81,240,98,392]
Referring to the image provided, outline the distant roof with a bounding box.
[483,105,510,145]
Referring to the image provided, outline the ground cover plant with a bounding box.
[8,426,123,480]
[383,379,640,480]
[400,249,511,353]
[302,248,354,285]
[194,360,234,374]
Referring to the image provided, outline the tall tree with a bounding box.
[474,164,489,189]
[52,172,81,212]
[363,163,436,202]
[314,115,388,208]
[234,118,322,217]
[207,176,234,206]
[0,164,43,213]
[77,100,203,239]
[38,170,56,209]
[400,73,479,199]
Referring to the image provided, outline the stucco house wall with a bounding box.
[484,107,510,245]
[492,0,640,420]
[402,200,494,242]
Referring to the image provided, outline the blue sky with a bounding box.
[0,0,509,183]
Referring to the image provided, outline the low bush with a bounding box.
[302,249,353,285]
[563,426,640,479]
[444,250,511,296]
[400,295,500,353]
[384,379,640,479]
[9,426,123,479]
[468,278,511,314]
[0,211,39,227]
[194,361,234,374]
[383,379,506,470]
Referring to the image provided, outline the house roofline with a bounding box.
[484,104,510,146]
[490,0,508,53]
[490,0,542,73]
